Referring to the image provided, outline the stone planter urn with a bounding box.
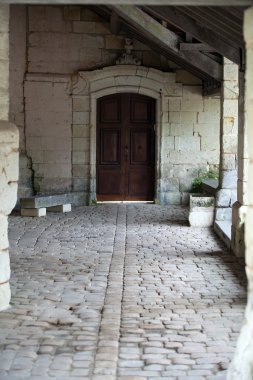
[189,194,215,227]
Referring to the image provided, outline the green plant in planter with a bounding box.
[192,169,219,193]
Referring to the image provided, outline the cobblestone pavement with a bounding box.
[0,205,247,380]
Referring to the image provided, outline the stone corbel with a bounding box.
[71,72,89,95]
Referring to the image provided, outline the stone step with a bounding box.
[214,221,231,249]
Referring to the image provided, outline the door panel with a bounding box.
[128,170,154,199]
[97,168,124,196]
[100,97,121,123]
[130,129,152,165]
[130,96,152,123]
[97,93,155,201]
[100,129,120,164]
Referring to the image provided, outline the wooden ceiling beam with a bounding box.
[124,24,216,80]
[181,6,243,45]
[145,6,241,65]
[110,11,121,34]
[179,43,216,52]
[93,5,219,80]
[224,7,245,21]
[179,7,243,49]
[205,6,243,33]
[110,5,222,81]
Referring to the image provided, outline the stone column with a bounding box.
[0,5,19,310]
[9,6,33,199]
[227,6,253,379]
[0,122,19,310]
[0,5,9,120]
[231,71,248,257]
[215,58,238,222]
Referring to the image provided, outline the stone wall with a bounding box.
[10,5,221,203]
[24,75,72,194]
[0,5,9,120]
[9,6,33,199]
[160,78,220,205]
[27,5,165,75]
[231,71,248,257]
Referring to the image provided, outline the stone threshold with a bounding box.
[214,221,232,249]
[97,201,154,204]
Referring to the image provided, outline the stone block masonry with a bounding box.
[24,75,72,194]
[160,84,220,204]
[11,5,221,204]
[0,5,9,121]
[9,6,34,200]
[26,5,165,75]
[216,58,239,222]
[231,70,248,257]
[0,122,19,310]
[0,5,19,311]
[228,6,253,379]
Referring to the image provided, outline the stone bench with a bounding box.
[20,194,72,217]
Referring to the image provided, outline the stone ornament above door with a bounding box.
[71,65,181,97]
[116,38,142,66]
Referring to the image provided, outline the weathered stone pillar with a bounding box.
[216,58,238,222]
[0,5,19,310]
[227,6,253,379]
[231,71,248,257]
[0,123,19,310]
[9,6,33,199]
[0,5,9,120]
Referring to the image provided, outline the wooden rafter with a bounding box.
[110,5,222,81]
[179,43,216,52]
[180,7,243,46]
[145,6,241,65]
[110,11,121,34]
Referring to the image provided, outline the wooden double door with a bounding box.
[96,93,156,201]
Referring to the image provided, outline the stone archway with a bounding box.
[71,65,178,203]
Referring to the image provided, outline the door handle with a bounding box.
[124,145,129,162]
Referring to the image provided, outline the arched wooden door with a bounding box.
[96,93,155,201]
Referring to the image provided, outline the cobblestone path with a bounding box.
[0,205,247,380]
